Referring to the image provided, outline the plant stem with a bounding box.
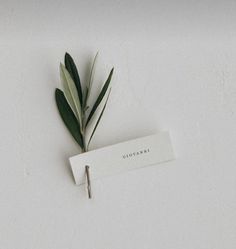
[81,101,89,152]
[81,117,87,152]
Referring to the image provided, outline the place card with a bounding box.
[69,131,175,185]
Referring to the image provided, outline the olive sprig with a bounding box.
[55,52,114,152]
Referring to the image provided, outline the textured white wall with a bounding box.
[0,1,236,248]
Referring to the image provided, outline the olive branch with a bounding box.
[55,52,114,153]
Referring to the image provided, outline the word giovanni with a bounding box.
[122,148,150,159]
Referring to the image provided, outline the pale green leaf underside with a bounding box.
[84,52,99,108]
[60,63,82,127]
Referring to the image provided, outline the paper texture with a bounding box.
[70,132,175,185]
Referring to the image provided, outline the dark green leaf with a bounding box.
[87,89,111,148]
[86,68,114,127]
[55,88,84,149]
[64,52,83,105]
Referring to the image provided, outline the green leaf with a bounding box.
[87,88,111,148]
[55,88,84,149]
[86,68,114,127]
[60,63,83,128]
[65,52,83,105]
[83,52,99,110]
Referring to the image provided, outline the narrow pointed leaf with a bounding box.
[55,88,84,149]
[65,52,83,105]
[86,68,114,127]
[60,63,82,127]
[87,89,111,148]
[83,52,98,109]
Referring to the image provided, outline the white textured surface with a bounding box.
[0,1,236,248]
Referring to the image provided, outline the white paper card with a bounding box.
[69,132,175,185]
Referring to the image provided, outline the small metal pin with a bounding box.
[85,165,92,199]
